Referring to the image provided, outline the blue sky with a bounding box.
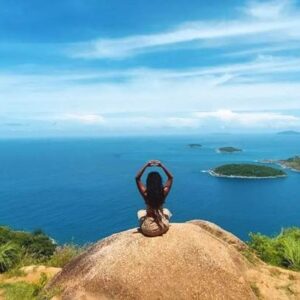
[1,0,300,136]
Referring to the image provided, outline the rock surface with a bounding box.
[48,222,256,299]
[48,220,300,299]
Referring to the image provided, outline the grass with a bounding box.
[0,273,48,300]
[0,282,39,300]
[46,244,84,268]
[248,227,300,271]
[0,272,61,300]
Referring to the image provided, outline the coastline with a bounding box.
[208,169,287,179]
[260,160,300,173]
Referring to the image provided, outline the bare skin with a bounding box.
[135,160,173,200]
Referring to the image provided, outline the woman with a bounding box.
[135,160,173,237]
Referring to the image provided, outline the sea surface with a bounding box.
[0,134,299,244]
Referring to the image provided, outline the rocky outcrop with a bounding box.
[48,222,256,299]
[48,221,300,300]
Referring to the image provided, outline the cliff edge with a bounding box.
[48,221,300,300]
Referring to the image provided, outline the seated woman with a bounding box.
[135,160,173,237]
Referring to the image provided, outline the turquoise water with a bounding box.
[0,134,299,244]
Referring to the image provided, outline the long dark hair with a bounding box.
[145,171,165,209]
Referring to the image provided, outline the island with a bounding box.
[261,156,300,172]
[218,146,242,153]
[209,163,286,179]
[279,156,300,171]
[188,143,202,148]
[277,130,300,135]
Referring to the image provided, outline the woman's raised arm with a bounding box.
[135,161,150,197]
[158,162,173,197]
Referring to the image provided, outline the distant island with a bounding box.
[218,146,242,153]
[188,143,202,148]
[209,163,286,179]
[277,130,300,135]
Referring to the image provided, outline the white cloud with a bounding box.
[69,0,300,59]
[2,55,300,118]
[58,113,105,124]
[242,0,294,19]
[194,109,299,127]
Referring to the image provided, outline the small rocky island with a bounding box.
[218,146,242,153]
[210,163,286,179]
[188,143,202,148]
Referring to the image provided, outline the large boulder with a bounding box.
[48,222,256,299]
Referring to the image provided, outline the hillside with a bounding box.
[47,221,300,300]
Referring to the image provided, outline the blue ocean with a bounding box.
[0,134,299,244]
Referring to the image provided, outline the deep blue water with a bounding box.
[0,134,299,244]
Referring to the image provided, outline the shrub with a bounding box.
[0,282,38,300]
[0,226,56,260]
[0,243,20,273]
[248,227,300,271]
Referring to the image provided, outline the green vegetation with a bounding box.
[0,226,56,273]
[0,226,83,273]
[212,163,286,178]
[0,227,56,260]
[248,227,300,271]
[218,146,242,153]
[0,273,57,300]
[0,243,20,273]
[0,282,41,300]
[0,226,84,299]
[280,156,300,171]
[46,244,83,268]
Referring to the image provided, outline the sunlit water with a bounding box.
[0,134,299,244]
